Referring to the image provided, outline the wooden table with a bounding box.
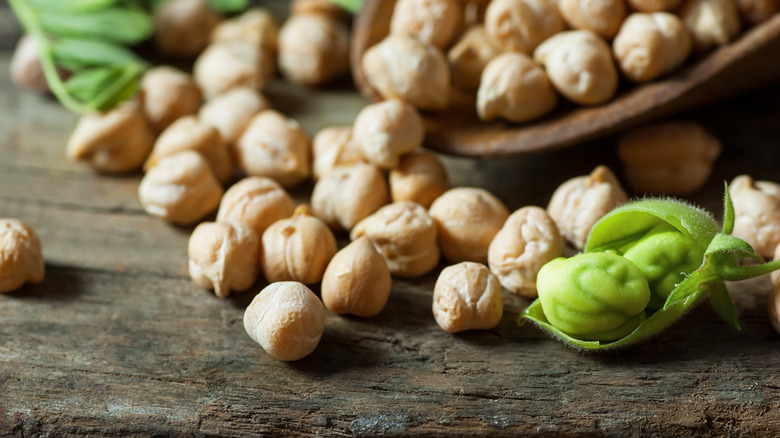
[2,6,780,437]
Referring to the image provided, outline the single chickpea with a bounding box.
[626,0,682,11]
[188,221,260,299]
[362,34,451,111]
[617,121,721,194]
[352,99,425,170]
[243,281,325,361]
[291,0,352,22]
[261,206,338,285]
[66,100,155,174]
[735,0,777,25]
[558,0,627,39]
[432,262,503,333]
[487,206,564,298]
[679,0,741,52]
[389,151,449,209]
[217,176,296,238]
[613,13,692,83]
[193,40,274,99]
[447,25,501,91]
[534,30,619,106]
[138,150,224,226]
[311,162,390,231]
[547,165,628,250]
[429,187,510,264]
[0,219,44,293]
[154,0,222,57]
[144,116,234,184]
[277,14,350,87]
[10,35,48,93]
[311,126,366,181]
[351,201,441,278]
[321,236,392,317]
[484,0,565,54]
[198,87,272,147]
[140,66,202,133]
[390,0,463,50]
[233,110,311,188]
[210,8,279,54]
[729,175,780,259]
[477,52,558,123]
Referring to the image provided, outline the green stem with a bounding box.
[720,258,780,282]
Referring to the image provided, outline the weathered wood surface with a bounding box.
[2,7,780,437]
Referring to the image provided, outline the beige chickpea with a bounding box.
[0,219,44,293]
[558,0,627,39]
[617,121,721,194]
[679,0,741,52]
[188,221,260,299]
[10,35,48,93]
[193,40,274,99]
[390,0,463,50]
[547,165,628,250]
[389,151,449,209]
[432,262,503,333]
[311,162,390,231]
[138,151,224,226]
[261,206,338,285]
[243,281,325,361]
[626,0,682,11]
[362,34,451,111]
[210,8,279,54]
[447,26,501,91]
[487,206,564,298]
[217,176,296,237]
[312,126,366,181]
[613,13,692,83]
[352,99,425,170]
[735,0,777,25]
[144,116,233,184]
[429,187,510,264]
[199,87,272,147]
[66,100,155,174]
[154,0,222,57]
[477,52,558,123]
[351,201,441,278]
[484,0,565,54]
[291,0,352,22]
[729,175,780,259]
[534,30,619,106]
[278,14,350,86]
[321,236,392,317]
[140,66,202,133]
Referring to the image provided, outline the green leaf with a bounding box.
[52,38,148,71]
[64,64,140,111]
[709,281,740,330]
[29,0,119,13]
[706,233,761,260]
[328,0,362,13]
[39,7,154,44]
[722,182,735,235]
[205,0,249,13]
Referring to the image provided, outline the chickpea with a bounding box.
[291,0,352,23]
[558,0,627,39]
[243,281,325,361]
[352,99,425,170]
[617,121,721,194]
[217,176,296,238]
[389,151,449,209]
[351,201,441,278]
[484,0,565,54]
[432,262,503,333]
[10,35,48,93]
[362,34,451,111]
[534,30,618,106]
[477,52,558,123]
[0,219,44,293]
[488,206,564,298]
[735,0,777,25]
[626,0,682,11]
[193,40,274,99]
[429,187,510,264]
[140,66,202,133]
[278,14,350,86]
[311,162,390,231]
[261,206,338,285]
[613,13,692,83]
[390,0,463,50]
[233,110,311,188]
[729,175,780,259]
[138,151,224,226]
[311,126,366,181]
[198,87,272,147]
[447,26,501,91]
[188,221,260,299]
[154,0,222,57]
[321,236,392,317]
[66,100,155,174]
[547,165,628,250]
[210,8,279,54]
[679,0,741,52]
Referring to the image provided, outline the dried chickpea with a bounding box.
[547,165,628,250]
[311,162,390,231]
[261,206,338,285]
[429,187,510,264]
[10,35,48,93]
[198,87,272,147]
[729,175,780,258]
[243,281,325,361]
[679,0,741,52]
[188,221,260,299]
[352,99,425,170]
[210,8,279,54]
[533,30,618,105]
[140,66,202,133]
[477,52,558,123]
[233,110,311,188]
[321,236,392,317]
[351,201,440,278]
[447,26,501,91]
[193,40,274,99]
[432,262,503,333]
[488,206,564,298]
[558,0,627,39]
[154,0,222,57]
[362,34,451,111]
[0,219,44,293]
[389,151,449,209]
[617,121,721,194]
[626,0,682,11]
[484,0,565,54]
[138,151,224,226]
[291,0,352,22]
[217,176,296,238]
[278,14,350,86]
[66,100,155,174]
[312,126,366,181]
[613,13,692,83]
[735,0,777,25]
[390,0,463,50]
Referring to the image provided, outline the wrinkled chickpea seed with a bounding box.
[0,219,45,293]
[432,262,503,333]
